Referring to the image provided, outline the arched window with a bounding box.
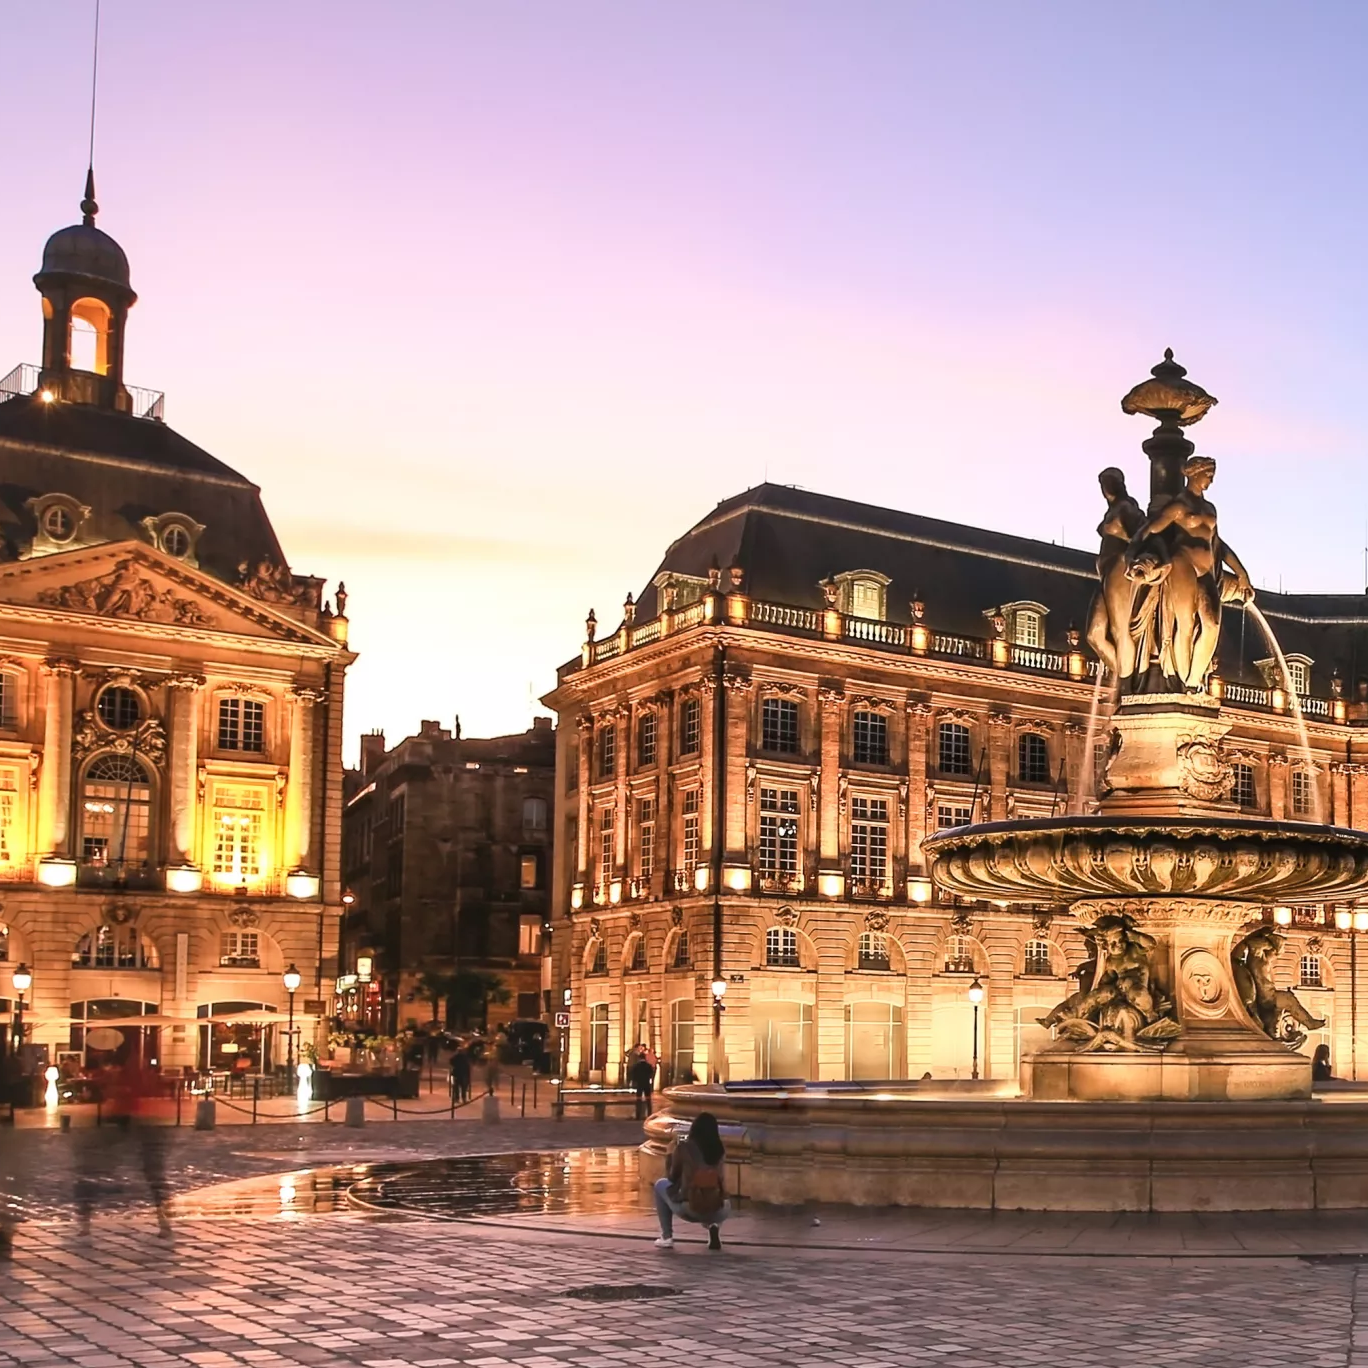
[944,935,976,974]
[1023,939,1054,976]
[81,754,152,867]
[1300,954,1323,988]
[69,297,112,374]
[625,933,647,972]
[857,932,890,970]
[522,796,548,832]
[765,926,800,967]
[72,925,159,970]
[1018,733,1050,784]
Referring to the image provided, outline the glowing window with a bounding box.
[1291,769,1313,818]
[637,797,655,879]
[765,926,800,967]
[220,931,260,967]
[212,785,266,886]
[944,935,976,974]
[81,754,151,866]
[217,697,265,752]
[1233,764,1256,808]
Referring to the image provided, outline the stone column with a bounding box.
[698,678,717,864]
[1268,753,1288,821]
[723,673,752,860]
[575,713,593,881]
[906,702,932,876]
[987,711,1012,821]
[284,687,320,872]
[36,659,77,856]
[1332,762,1350,829]
[167,675,204,864]
[818,686,844,867]
[612,704,629,875]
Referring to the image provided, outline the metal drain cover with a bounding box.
[562,1284,681,1302]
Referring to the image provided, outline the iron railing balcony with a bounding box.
[0,361,165,421]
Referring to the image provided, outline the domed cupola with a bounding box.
[32,170,137,412]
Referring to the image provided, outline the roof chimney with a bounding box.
[359,730,387,774]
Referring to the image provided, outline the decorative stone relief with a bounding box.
[1177,737,1233,802]
[863,910,890,932]
[1231,926,1326,1047]
[589,917,602,938]
[236,558,309,607]
[670,906,684,928]
[104,901,138,925]
[628,912,641,931]
[39,560,214,626]
[775,906,799,927]
[227,907,259,929]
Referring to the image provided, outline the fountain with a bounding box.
[644,352,1368,1211]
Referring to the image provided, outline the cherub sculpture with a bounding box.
[1231,926,1326,1048]
[1038,914,1181,1053]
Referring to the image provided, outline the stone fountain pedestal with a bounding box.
[1024,898,1311,1103]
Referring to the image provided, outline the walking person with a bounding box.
[449,1047,472,1104]
[484,1051,501,1098]
[629,1046,654,1119]
[653,1111,731,1251]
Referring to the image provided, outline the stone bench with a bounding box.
[553,1087,640,1121]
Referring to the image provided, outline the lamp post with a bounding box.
[967,975,984,1081]
[11,962,31,1062]
[283,963,302,1073]
[710,977,727,1083]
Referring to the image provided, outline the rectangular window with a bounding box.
[857,932,890,970]
[589,1003,610,1069]
[765,926,800,967]
[1024,940,1053,976]
[211,784,265,886]
[1233,763,1256,809]
[1300,954,1323,988]
[217,697,265,753]
[598,725,616,778]
[220,931,260,967]
[761,698,800,754]
[566,737,579,790]
[1018,733,1050,784]
[937,802,973,830]
[629,936,647,971]
[849,796,889,891]
[598,807,615,891]
[0,776,14,866]
[1012,610,1042,647]
[852,711,889,765]
[518,915,542,956]
[682,789,700,875]
[848,579,883,620]
[519,853,540,890]
[637,797,655,879]
[672,930,690,968]
[0,674,14,729]
[637,711,657,768]
[680,697,701,756]
[759,787,800,881]
[938,722,972,775]
[1291,769,1313,817]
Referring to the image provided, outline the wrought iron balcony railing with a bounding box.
[0,362,165,421]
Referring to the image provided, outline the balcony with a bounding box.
[570,588,1353,724]
[0,362,166,422]
[77,858,163,891]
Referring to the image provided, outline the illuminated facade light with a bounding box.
[1335,908,1353,931]
[1272,905,1292,926]
[908,875,932,904]
[1355,911,1368,933]
[817,870,844,899]
[36,856,77,888]
[723,864,752,892]
[609,879,623,904]
[693,865,710,892]
[165,864,203,894]
[570,883,584,911]
[285,869,320,900]
[39,389,54,403]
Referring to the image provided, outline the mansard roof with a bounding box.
[636,483,1368,693]
[0,393,285,583]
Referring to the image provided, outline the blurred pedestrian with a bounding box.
[484,1052,501,1097]
[449,1047,472,1104]
[630,1046,654,1119]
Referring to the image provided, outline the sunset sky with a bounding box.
[4,2,1368,757]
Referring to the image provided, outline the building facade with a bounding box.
[545,483,1368,1087]
[340,717,555,1035]
[0,180,353,1076]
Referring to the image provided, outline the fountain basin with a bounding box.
[922,815,1368,904]
[643,1084,1368,1212]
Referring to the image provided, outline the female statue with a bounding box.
[1125,455,1253,692]
[1085,468,1145,687]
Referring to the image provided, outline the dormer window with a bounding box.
[992,601,1049,647]
[26,492,90,557]
[830,570,891,622]
[1287,656,1311,696]
[140,512,205,567]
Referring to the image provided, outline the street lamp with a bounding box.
[967,975,984,1081]
[283,963,302,1073]
[11,962,31,1060]
[1334,908,1368,1079]
[711,977,727,1084]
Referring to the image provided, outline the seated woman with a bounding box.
[653,1111,732,1251]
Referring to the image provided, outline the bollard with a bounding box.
[533,1076,538,1110]
[509,1075,515,1105]
[252,1077,259,1125]
[391,1094,398,1122]
[194,1098,217,1131]
[344,1096,365,1128]
[60,1113,71,1132]
[175,1084,183,1128]
[481,1093,501,1124]
[520,1083,527,1119]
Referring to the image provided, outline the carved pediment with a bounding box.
[0,543,336,648]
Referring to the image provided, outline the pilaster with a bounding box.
[284,686,320,871]
[818,685,844,864]
[36,658,77,856]
[167,674,204,864]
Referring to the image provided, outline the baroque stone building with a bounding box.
[339,718,554,1035]
[545,483,1368,1086]
[0,179,353,1074]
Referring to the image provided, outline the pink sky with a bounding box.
[5,2,1368,756]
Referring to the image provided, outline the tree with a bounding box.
[450,971,511,1031]
[415,971,460,1025]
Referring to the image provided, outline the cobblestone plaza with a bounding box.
[3,1117,1368,1368]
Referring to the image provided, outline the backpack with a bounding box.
[686,1163,724,1218]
